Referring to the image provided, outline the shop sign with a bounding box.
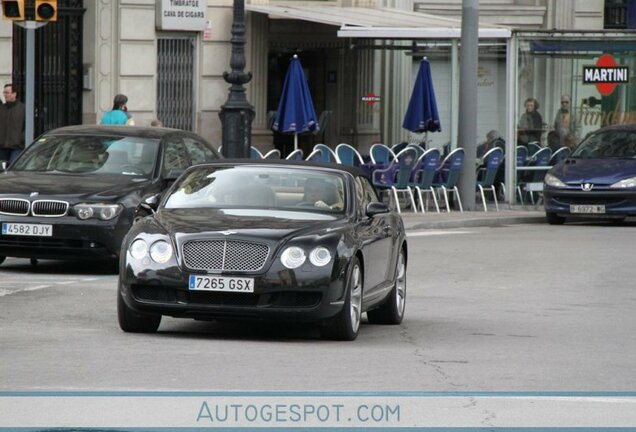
[362,92,381,106]
[583,54,629,96]
[156,0,207,31]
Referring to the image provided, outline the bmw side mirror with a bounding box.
[366,201,389,217]
[141,194,160,213]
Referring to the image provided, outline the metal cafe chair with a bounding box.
[476,147,504,212]
[409,147,442,213]
[335,143,365,167]
[371,146,419,213]
[433,147,465,213]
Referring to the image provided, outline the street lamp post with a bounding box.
[219,0,254,158]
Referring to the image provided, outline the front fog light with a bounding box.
[130,239,148,260]
[281,246,306,269]
[309,247,331,267]
[149,240,173,264]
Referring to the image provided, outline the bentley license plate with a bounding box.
[189,275,254,293]
[2,223,53,237]
[570,204,605,214]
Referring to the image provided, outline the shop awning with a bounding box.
[246,4,511,39]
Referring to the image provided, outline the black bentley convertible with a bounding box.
[118,160,408,340]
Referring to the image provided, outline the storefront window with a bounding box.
[517,35,636,153]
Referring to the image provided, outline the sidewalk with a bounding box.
[399,205,546,230]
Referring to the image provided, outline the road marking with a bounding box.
[407,229,475,237]
[0,277,114,297]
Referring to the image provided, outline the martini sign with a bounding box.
[583,54,629,96]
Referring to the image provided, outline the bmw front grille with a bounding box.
[0,198,30,216]
[0,198,69,217]
[182,240,270,272]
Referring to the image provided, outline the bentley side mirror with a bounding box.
[164,169,185,182]
[140,194,160,213]
[366,201,389,217]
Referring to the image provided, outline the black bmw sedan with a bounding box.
[0,125,219,266]
[118,160,408,340]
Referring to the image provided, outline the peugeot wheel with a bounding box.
[321,257,363,341]
[367,248,406,325]
[546,212,566,225]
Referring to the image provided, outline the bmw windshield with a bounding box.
[11,135,160,177]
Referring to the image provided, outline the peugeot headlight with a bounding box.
[544,173,566,188]
[610,177,636,189]
[281,246,306,269]
[309,247,332,267]
[74,203,123,220]
[149,240,173,264]
[129,239,148,260]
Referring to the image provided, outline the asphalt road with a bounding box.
[1,222,635,392]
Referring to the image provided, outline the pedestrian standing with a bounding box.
[100,94,135,125]
[0,83,26,166]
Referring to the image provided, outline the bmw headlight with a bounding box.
[610,177,636,189]
[149,240,173,264]
[281,246,306,269]
[309,247,332,267]
[544,173,566,188]
[74,203,123,220]
[129,239,148,260]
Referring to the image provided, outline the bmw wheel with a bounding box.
[117,284,161,333]
[321,257,362,341]
[367,247,406,325]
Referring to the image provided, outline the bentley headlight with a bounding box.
[544,173,566,188]
[610,177,636,189]
[281,246,306,269]
[129,239,148,260]
[74,203,123,220]
[149,240,173,264]
[309,247,331,267]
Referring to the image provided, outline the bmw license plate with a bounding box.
[189,275,254,293]
[2,223,53,237]
[570,204,605,214]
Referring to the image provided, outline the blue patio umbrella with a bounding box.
[402,58,441,136]
[272,55,319,151]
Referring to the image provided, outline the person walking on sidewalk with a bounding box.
[0,83,26,166]
[100,94,135,125]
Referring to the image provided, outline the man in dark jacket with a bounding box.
[0,83,26,165]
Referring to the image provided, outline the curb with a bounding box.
[404,215,547,231]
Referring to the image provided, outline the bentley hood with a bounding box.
[155,208,345,242]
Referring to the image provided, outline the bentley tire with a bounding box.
[118,289,161,333]
[320,257,362,341]
[367,248,406,325]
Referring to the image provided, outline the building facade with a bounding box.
[0,0,628,163]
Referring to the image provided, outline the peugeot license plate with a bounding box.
[570,204,605,214]
[2,223,53,237]
[189,275,254,293]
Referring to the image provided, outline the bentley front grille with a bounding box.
[182,240,270,272]
[0,198,30,216]
[31,200,69,217]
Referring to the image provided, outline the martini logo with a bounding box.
[362,92,381,106]
[583,54,629,96]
